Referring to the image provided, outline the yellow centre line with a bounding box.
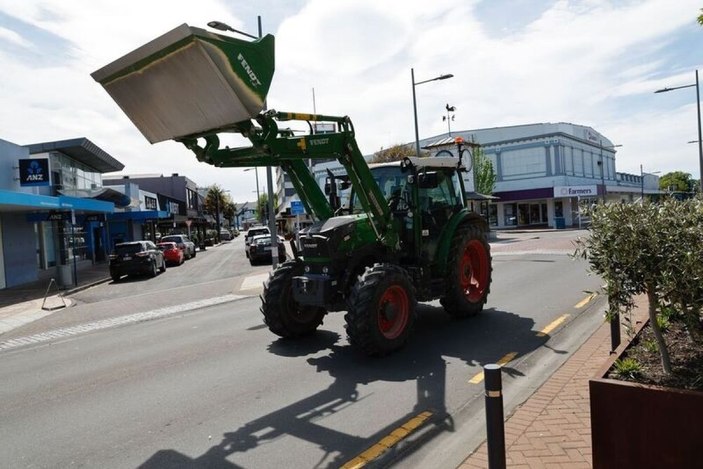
[574,292,597,309]
[341,411,433,468]
[537,314,570,337]
[468,352,518,384]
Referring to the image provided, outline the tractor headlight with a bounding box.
[322,266,329,274]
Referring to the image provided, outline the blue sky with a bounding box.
[0,0,701,201]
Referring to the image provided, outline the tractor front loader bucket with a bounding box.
[91,24,275,144]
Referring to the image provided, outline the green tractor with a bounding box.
[93,23,492,356]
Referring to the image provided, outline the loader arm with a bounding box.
[179,111,397,247]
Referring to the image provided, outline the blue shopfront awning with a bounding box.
[0,189,115,213]
[108,210,170,222]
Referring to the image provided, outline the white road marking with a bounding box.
[0,294,246,352]
[240,272,270,290]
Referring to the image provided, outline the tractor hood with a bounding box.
[299,214,375,260]
[91,24,275,144]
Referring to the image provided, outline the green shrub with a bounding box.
[613,357,643,380]
[574,198,703,375]
[643,339,658,353]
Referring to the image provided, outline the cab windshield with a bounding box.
[349,165,465,213]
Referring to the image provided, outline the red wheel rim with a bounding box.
[460,240,489,302]
[377,286,410,339]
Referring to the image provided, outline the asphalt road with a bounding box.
[0,231,606,468]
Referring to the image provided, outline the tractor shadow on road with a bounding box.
[139,304,561,468]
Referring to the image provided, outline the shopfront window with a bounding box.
[488,204,498,227]
[517,202,549,225]
[49,152,102,191]
[518,204,529,225]
[504,203,517,226]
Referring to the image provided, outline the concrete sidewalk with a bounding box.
[0,262,112,335]
[458,296,648,469]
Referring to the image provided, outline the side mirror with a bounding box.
[418,171,440,189]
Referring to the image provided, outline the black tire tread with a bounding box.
[345,263,417,356]
[261,260,325,337]
[440,224,492,318]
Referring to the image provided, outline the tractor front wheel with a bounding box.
[440,224,492,318]
[345,264,416,356]
[261,260,325,337]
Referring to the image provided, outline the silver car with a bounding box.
[160,234,196,259]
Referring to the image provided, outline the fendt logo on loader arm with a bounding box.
[237,53,263,87]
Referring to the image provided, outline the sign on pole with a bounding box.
[290,200,305,215]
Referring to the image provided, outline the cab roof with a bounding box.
[368,156,464,170]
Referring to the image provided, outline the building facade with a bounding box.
[420,122,659,228]
[0,137,125,289]
[103,173,208,243]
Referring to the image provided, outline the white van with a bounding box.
[244,226,270,258]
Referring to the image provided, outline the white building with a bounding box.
[421,122,660,228]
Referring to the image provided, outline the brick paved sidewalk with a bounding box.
[459,297,648,469]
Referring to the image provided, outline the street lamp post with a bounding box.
[654,69,703,192]
[210,16,279,268]
[244,167,261,220]
[412,68,453,157]
[207,20,258,39]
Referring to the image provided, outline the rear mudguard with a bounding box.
[435,210,489,274]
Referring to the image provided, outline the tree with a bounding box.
[659,171,695,192]
[574,198,703,376]
[256,192,278,222]
[372,143,427,163]
[204,184,230,242]
[222,201,236,228]
[472,146,496,195]
[698,8,703,25]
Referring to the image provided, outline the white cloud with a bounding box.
[0,26,32,48]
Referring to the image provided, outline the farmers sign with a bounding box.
[553,185,598,197]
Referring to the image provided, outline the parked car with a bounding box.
[244,226,270,258]
[220,229,232,241]
[160,234,196,259]
[158,241,185,266]
[110,240,166,281]
[249,234,286,265]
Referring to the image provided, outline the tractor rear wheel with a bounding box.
[345,264,416,356]
[440,224,492,318]
[261,260,325,337]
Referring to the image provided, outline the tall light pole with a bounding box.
[244,167,261,220]
[654,69,703,192]
[412,69,453,157]
[210,16,279,268]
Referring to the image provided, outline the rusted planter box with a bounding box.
[590,319,703,469]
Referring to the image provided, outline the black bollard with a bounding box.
[484,364,506,469]
[610,311,621,353]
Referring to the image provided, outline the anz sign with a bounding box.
[19,158,50,186]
